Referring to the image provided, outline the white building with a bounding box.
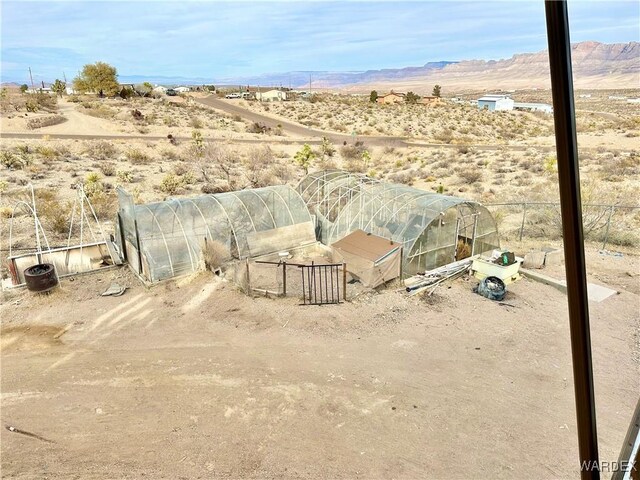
[255,89,287,102]
[152,85,167,94]
[174,86,190,93]
[477,94,514,111]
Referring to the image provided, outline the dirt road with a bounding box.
[1,261,637,478]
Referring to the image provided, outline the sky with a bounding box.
[1,0,638,84]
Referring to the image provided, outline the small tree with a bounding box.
[294,144,315,174]
[51,79,66,97]
[369,90,378,103]
[405,91,420,104]
[20,84,28,94]
[73,62,119,97]
[320,136,335,159]
[432,85,442,97]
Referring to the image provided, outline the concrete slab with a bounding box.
[544,249,564,267]
[523,251,546,269]
[520,268,619,302]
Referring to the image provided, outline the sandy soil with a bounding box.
[1,261,638,479]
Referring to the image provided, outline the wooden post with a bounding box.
[282,261,287,296]
[342,263,347,302]
[399,246,404,281]
[245,258,251,295]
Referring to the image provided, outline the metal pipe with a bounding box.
[545,2,599,477]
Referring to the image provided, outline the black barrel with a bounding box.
[24,263,59,293]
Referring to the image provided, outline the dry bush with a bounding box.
[99,162,117,176]
[125,149,151,165]
[31,189,72,234]
[79,102,116,119]
[458,168,483,183]
[26,114,66,129]
[85,141,118,160]
[243,146,274,187]
[158,173,183,194]
[601,152,640,181]
[201,239,229,271]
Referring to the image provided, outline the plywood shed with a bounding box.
[297,170,500,276]
[115,185,316,282]
[331,230,401,288]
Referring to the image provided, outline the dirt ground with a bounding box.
[1,255,638,479]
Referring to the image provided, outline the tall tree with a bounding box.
[369,90,378,103]
[432,84,442,97]
[405,91,420,104]
[73,62,119,97]
[51,79,66,97]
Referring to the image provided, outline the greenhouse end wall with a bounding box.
[297,171,500,275]
[116,185,316,282]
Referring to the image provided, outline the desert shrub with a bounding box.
[201,183,229,194]
[163,116,178,127]
[125,149,151,164]
[84,141,117,159]
[189,116,204,129]
[243,146,275,187]
[388,171,414,185]
[543,155,557,174]
[601,151,640,180]
[158,173,184,194]
[26,114,66,129]
[80,102,116,119]
[340,141,366,161]
[99,162,117,176]
[248,122,270,134]
[34,189,72,234]
[116,170,134,183]
[458,168,483,183]
[201,239,229,272]
[1,150,26,169]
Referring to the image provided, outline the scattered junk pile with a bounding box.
[6,171,517,304]
[4,185,122,295]
[403,248,523,301]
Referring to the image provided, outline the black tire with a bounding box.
[24,263,59,293]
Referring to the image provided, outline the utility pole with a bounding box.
[63,72,67,83]
[28,67,34,90]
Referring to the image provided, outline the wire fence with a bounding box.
[485,202,640,251]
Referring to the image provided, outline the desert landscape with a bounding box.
[0,20,638,478]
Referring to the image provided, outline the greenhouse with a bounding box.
[115,185,316,282]
[297,171,500,275]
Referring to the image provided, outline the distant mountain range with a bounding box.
[209,41,637,92]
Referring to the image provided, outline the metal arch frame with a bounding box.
[330,186,410,242]
[246,189,277,229]
[226,192,257,232]
[8,201,52,259]
[206,194,242,258]
[140,204,175,278]
[184,197,217,243]
[268,187,300,225]
[163,199,198,273]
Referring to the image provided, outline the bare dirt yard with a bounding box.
[1,86,638,478]
[1,245,638,479]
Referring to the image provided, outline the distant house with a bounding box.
[255,89,287,102]
[418,96,442,106]
[152,86,167,94]
[376,92,405,104]
[513,102,553,114]
[477,94,514,111]
[174,86,190,93]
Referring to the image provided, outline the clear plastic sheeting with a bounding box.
[297,171,500,275]
[117,185,315,282]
